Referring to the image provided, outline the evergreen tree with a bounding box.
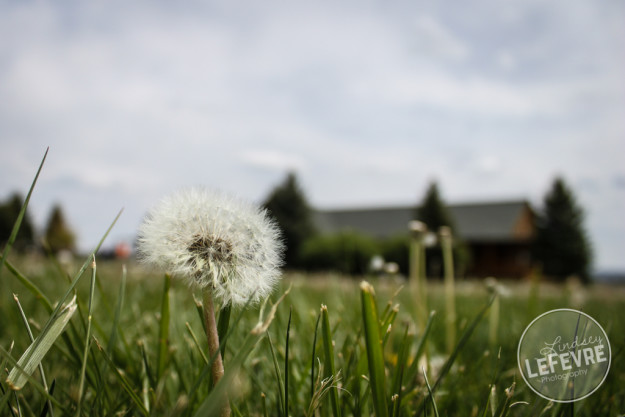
[533,177,593,282]
[0,193,36,252]
[262,172,316,269]
[414,182,467,278]
[44,204,76,254]
[415,181,456,233]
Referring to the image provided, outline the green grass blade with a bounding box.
[261,393,268,417]
[321,304,341,417]
[310,312,321,402]
[432,295,495,393]
[141,351,151,415]
[4,261,53,313]
[93,338,149,416]
[285,306,292,417]
[490,384,498,417]
[391,324,411,417]
[391,324,410,407]
[194,296,206,334]
[404,310,435,386]
[38,378,55,417]
[217,303,231,360]
[0,347,65,413]
[307,359,341,417]
[106,264,127,355]
[381,305,399,350]
[7,296,77,390]
[75,256,97,416]
[360,281,388,417]
[139,341,156,390]
[157,274,171,381]
[0,343,15,416]
[494,382,515,417]
[391,394,400,417]
[0,147,48,283]
[185,322,209,365]
[267,331,285,417]
[380,304,399,335]
[422,367,440,417]
[0,384,16,417]
[12,294,53,416]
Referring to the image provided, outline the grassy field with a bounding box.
[1,253,623,417]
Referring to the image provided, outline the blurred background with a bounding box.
[1,1,623,278]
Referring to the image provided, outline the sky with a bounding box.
[1,1,624,272]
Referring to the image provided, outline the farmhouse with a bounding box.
[313,200,536,279]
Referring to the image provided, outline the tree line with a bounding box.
[0,193,75,254]
[2,174,593,281]
[262,173,593,282]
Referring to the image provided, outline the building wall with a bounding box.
[466,241,533,278]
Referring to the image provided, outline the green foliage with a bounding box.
[262,172,317,269]
[299,231,378,275]
[44,204,76,254]
[533,177,593,282]
[415,181,456,233]
[0,193,36,252]
[380,234,410,274]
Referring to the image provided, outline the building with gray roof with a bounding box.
[313,200,535,278]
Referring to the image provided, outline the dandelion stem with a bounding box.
[202,290,230,417]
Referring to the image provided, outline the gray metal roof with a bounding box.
[313,200,534,242]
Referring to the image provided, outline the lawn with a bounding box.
[1,253,623,416]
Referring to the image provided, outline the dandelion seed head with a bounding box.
[137,187,284,306]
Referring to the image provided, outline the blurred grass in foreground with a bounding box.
[1,253,624,416]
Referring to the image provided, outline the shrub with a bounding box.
[379,234,410,273]
[299,230,379,275]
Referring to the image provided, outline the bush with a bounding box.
[379,234,410,273]
[299,231,379,275]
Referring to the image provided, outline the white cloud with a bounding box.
[413,15,471,62]
[0,0,623,270]
[240,150,307,172]
[496,50,517,71]
[474,155,502,175]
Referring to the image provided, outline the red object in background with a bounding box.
[114,242,132,259]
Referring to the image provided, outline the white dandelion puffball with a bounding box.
[137,187,284,306]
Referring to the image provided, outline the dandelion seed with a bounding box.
[137,187,284,306]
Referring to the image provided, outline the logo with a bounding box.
[517,309,610,402]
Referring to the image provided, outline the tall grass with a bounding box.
[1,153,624,416]
[2,257,625,415]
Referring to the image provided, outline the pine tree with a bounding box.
[415,181,456,233]
[533,177,593,282]
[262,172,316,269]
[44,204,76,254]
[414,182,468,278]
[0,193,36,252]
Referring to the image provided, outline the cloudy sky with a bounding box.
[1,1,624,271]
